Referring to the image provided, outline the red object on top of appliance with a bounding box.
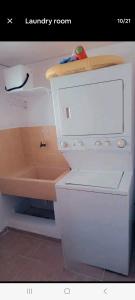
[75,45,88,59]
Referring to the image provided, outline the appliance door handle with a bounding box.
[5,73,29,92]
[66,107,71,119]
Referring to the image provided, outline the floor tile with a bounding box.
[63,260,104,281]
[0,229,43,259]
[0,255,30,282]
[50,268,97,282]
[12,256,61,282]
[1,228,135,282]
[25,238,64,269]
[0,256,16,281]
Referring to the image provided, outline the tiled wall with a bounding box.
[0,126,69,178]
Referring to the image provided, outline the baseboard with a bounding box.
[8,212,61,239]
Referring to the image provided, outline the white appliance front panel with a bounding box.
[56,188,130,275]
[65,170,123,189]
[59,80,123,136]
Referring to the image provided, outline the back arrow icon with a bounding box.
[104,288,108,294]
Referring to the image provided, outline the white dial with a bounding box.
[117,139,127,148]
[95,140,102,146]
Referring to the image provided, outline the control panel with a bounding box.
[58,136,129,151]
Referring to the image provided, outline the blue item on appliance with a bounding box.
[60,55,78,64]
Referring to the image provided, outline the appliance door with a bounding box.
[65,170,123,189]
[58,79,124,135]
[56,188,129,275]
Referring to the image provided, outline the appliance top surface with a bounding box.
[56,170,133,195]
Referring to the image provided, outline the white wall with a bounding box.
[0,71,27,129]
[25,94,54,126]
[88,42,135,62]
[26,57,59,126]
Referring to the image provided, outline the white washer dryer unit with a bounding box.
[50,63,135,275]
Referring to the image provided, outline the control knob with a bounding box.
[117,138,127,148]
[95,140,102,146]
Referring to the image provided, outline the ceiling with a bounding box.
[0,42,117,67]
